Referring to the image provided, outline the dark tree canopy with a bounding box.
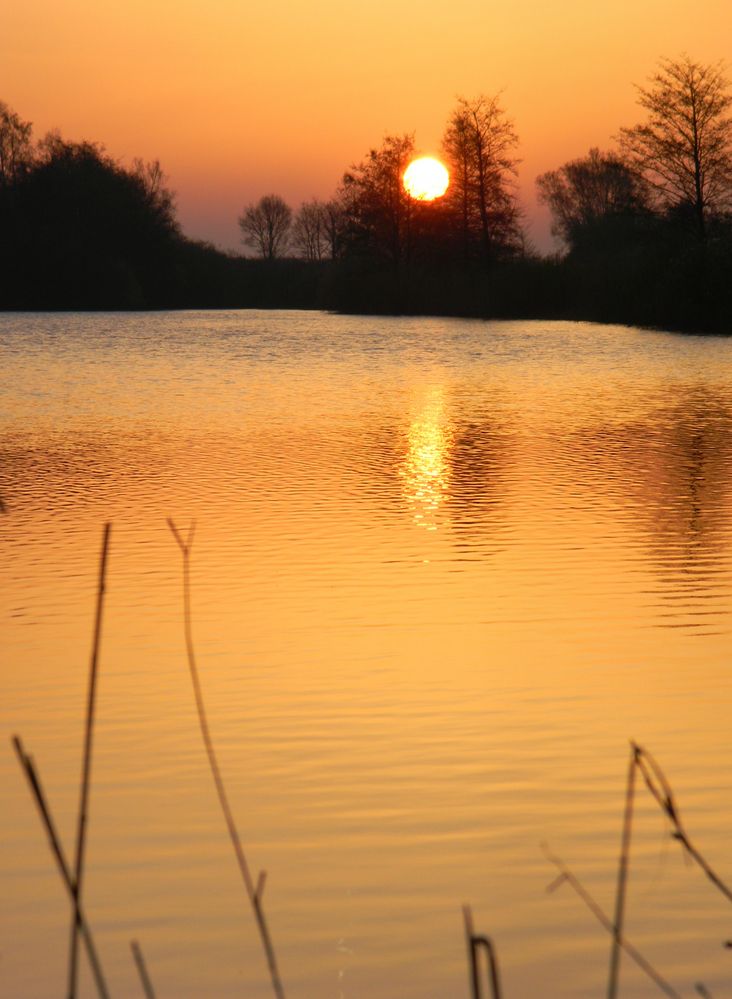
[537,148,649,249]
[619,56,732,238]
[238,194,292,259]
[442,94,521,259]
[0,107,182,308]
[0,101,33,186]
[339,133,415,265]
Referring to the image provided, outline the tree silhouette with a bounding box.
[442,94,521,259]
[291,200,328,261]
[321,198,346,260]
[3,134,180,307]
[339,133,415,265]
[537,148,649,250]
[619,56,732,240]
[238,194,292,259]
[132,157,177,226]
[0,101,34,187]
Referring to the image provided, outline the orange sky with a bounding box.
[4,0,731,252]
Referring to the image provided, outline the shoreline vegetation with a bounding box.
[2,55,732,333]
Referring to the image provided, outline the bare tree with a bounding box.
[133,157,167,200]
[132,157,178,233]
[292,198,347,261]
[537,148,649,249]
[321,198,346,260]
[442,94,521,258]
[0,101,34,186]
[619,56,732,239]
[291,200,327,261]
[238,194,292,259]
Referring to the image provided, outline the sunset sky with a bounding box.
[4,0,731,252]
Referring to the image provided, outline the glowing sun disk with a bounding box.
[403,157,449,201]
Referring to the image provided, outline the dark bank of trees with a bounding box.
[0,106,323,310]
[232,59,732,331]
[535,56,732,331]
[2,54,732,330]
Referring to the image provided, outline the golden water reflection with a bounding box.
[399,386,452,530]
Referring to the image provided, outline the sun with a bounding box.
[403,157,449,201]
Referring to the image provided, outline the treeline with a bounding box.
[237,57,732,332]
[0,112,323,310]
[2,55,732,330]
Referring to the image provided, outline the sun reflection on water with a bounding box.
[400,386,452,530]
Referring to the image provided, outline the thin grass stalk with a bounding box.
[12,736,110,999]
[167,519,285,999]
[68,522,112,999]
[544,846,681,999]
[463,905,480,999]
[130,940,156,999]
[480,936,502,999]
[607,741,639,999]
[462,906,502,999]
[635,745,732,905]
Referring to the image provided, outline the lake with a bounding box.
[1,310,731,998]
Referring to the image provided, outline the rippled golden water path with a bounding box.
[1,311,732,998]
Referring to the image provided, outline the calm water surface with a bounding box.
[1,311,731,998]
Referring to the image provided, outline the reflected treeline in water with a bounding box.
[445,414,513,543]
[565,386,732,627]
[354,375,732,629]
[5,370,730,618]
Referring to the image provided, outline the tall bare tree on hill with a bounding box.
[619,56,732,239]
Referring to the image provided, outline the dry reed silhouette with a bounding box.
[167,518,286,999]
[12,735,110,999]
[10,523,732,997]
[546,739,732,999]
[607,742,639,999]
[130,939,157,999]
[463,905,502,999]
[543,844,681,999]
[634,743,732,905]
[68,522,112,999]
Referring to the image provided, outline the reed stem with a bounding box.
[607,741,639,999]
[130,940,156,999]
[68,522,112,999]
[544,845,681,999]
[12,736,110,999]
[167,518,285,999]
[462,905,502,999]
[635,744,732,905]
